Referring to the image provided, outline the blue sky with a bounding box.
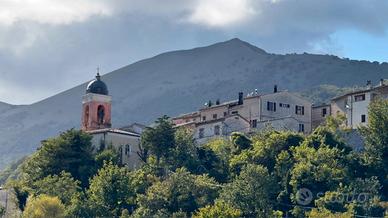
[331,29,388,62]
[0,0,387,104]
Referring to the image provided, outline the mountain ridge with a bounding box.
[0,38,387,169]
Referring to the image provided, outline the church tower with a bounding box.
[82,72,112,131]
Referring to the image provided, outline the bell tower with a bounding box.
[82,72,112,131]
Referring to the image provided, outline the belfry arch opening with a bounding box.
[97,105,105,124]
[84,105,89,127]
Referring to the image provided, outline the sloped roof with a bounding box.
[87,128,140,137]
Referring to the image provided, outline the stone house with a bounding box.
[173,86,312,143]
[312,79,388,129]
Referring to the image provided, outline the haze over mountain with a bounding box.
[1,38,387,169]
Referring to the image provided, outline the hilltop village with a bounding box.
[1,72,387,217]
[82,73,388,168]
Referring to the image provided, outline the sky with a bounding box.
[0,0,388,104]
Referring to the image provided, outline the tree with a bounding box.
[7,179,29,211]
[313,177,386,217]
[95,148,120,168]
[167,127,199,172]
[0,205,4,217]
[360,99,388,199]
[30,172,81,206]
[219,164,276,217]
[196,146,229,183]
[21,129,96,187]
[307,207,354,218]
[87,162,135,217]
[290,144,348,206]
[193,201,242,218]
[22,195,65,218]
[64,192,95,218]
[202,138,234,163]
[140,115,175,164]
[134,168,220,217]
[229,131,303,174]
[250,131,303,171]
[304,125,349,152]
[274,150,294,211]
[120,209,131,218]
[230,132,252,151]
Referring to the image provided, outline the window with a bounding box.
[202,116,206,121]
[231,111,238,115]
[295,105,305,115]
[214,125,220,135]
[298,124,305,133]
[267,102,276,111]
[119,147,123,158]
[213,114,218,119]
[354,94,365,102]
[361,114,366,123]
[223,112,227,117]
[125,144,132,156]
[322,108,327,117]
[279,103,290,108]
[252,119,257,128]
[199,128,205,138]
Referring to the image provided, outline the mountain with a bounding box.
[0,38,388,169]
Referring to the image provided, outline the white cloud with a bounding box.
[0,0,112,26]
[0,0,388,104]
[188,0,257,27]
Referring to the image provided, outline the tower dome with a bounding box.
[86,73,109,95]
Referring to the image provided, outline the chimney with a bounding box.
[238,92,243,105]
[380,78,384,86]
[274,85,278,93]
[366,80,372,89]
[216,99,220,105]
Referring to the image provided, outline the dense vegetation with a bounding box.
[2,100,388,217]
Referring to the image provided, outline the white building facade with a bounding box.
[173,87,312,143]
[330,80,388,129]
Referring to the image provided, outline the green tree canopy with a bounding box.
[21,129,96,187]
[360,99,388,199]
[193,200,242,218]
[22,195,65,218]
[87,161,135,217]
[140,115,175,164]
[230,132,252,151]
[229,131,303,174]
[219,164,276,217]
[30,171,81,206]
[134,168,220,217]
